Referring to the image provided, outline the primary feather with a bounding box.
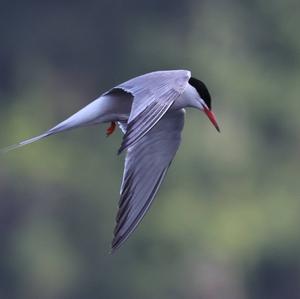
[112,109,185,252]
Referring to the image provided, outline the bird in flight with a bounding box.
[2,70,220,252]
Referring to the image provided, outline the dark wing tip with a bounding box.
[110,236,124,253]
[110,168,167,253]
[109,240,120,254]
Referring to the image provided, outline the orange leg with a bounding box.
[106,121,116,136]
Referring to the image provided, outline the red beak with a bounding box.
[203,106,220,132]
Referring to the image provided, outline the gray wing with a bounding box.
[110,70,190,153]
[111,109,185,252]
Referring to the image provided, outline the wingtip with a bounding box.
[110,231,129,253]
[110,239,120,254]
[109,245,118,255]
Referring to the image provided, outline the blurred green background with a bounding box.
[1,1,300,298]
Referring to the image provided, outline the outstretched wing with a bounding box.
[111,70,190,153]
[111,109,185,252]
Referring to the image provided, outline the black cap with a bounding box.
[188,77,211,109]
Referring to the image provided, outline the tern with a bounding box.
[2,70,220,252]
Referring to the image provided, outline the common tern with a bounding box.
[2,70,220,252]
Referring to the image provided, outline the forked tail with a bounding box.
[1,132,51,154]
[1,92,131,154]
[1,96,107,154]
[0,123,71,154]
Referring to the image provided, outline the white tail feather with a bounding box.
[1,132,51,154]
[1,93,130,155]
[0,117,86,154]
[0,96,107,154]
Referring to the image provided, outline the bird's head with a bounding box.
[188,77,220,132]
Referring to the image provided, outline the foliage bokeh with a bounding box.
[1,1,300,298]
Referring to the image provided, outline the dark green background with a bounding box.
[1,1,300,298]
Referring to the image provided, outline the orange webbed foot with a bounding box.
[106,122,116,137]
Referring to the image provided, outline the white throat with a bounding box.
[171,83,203,111]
